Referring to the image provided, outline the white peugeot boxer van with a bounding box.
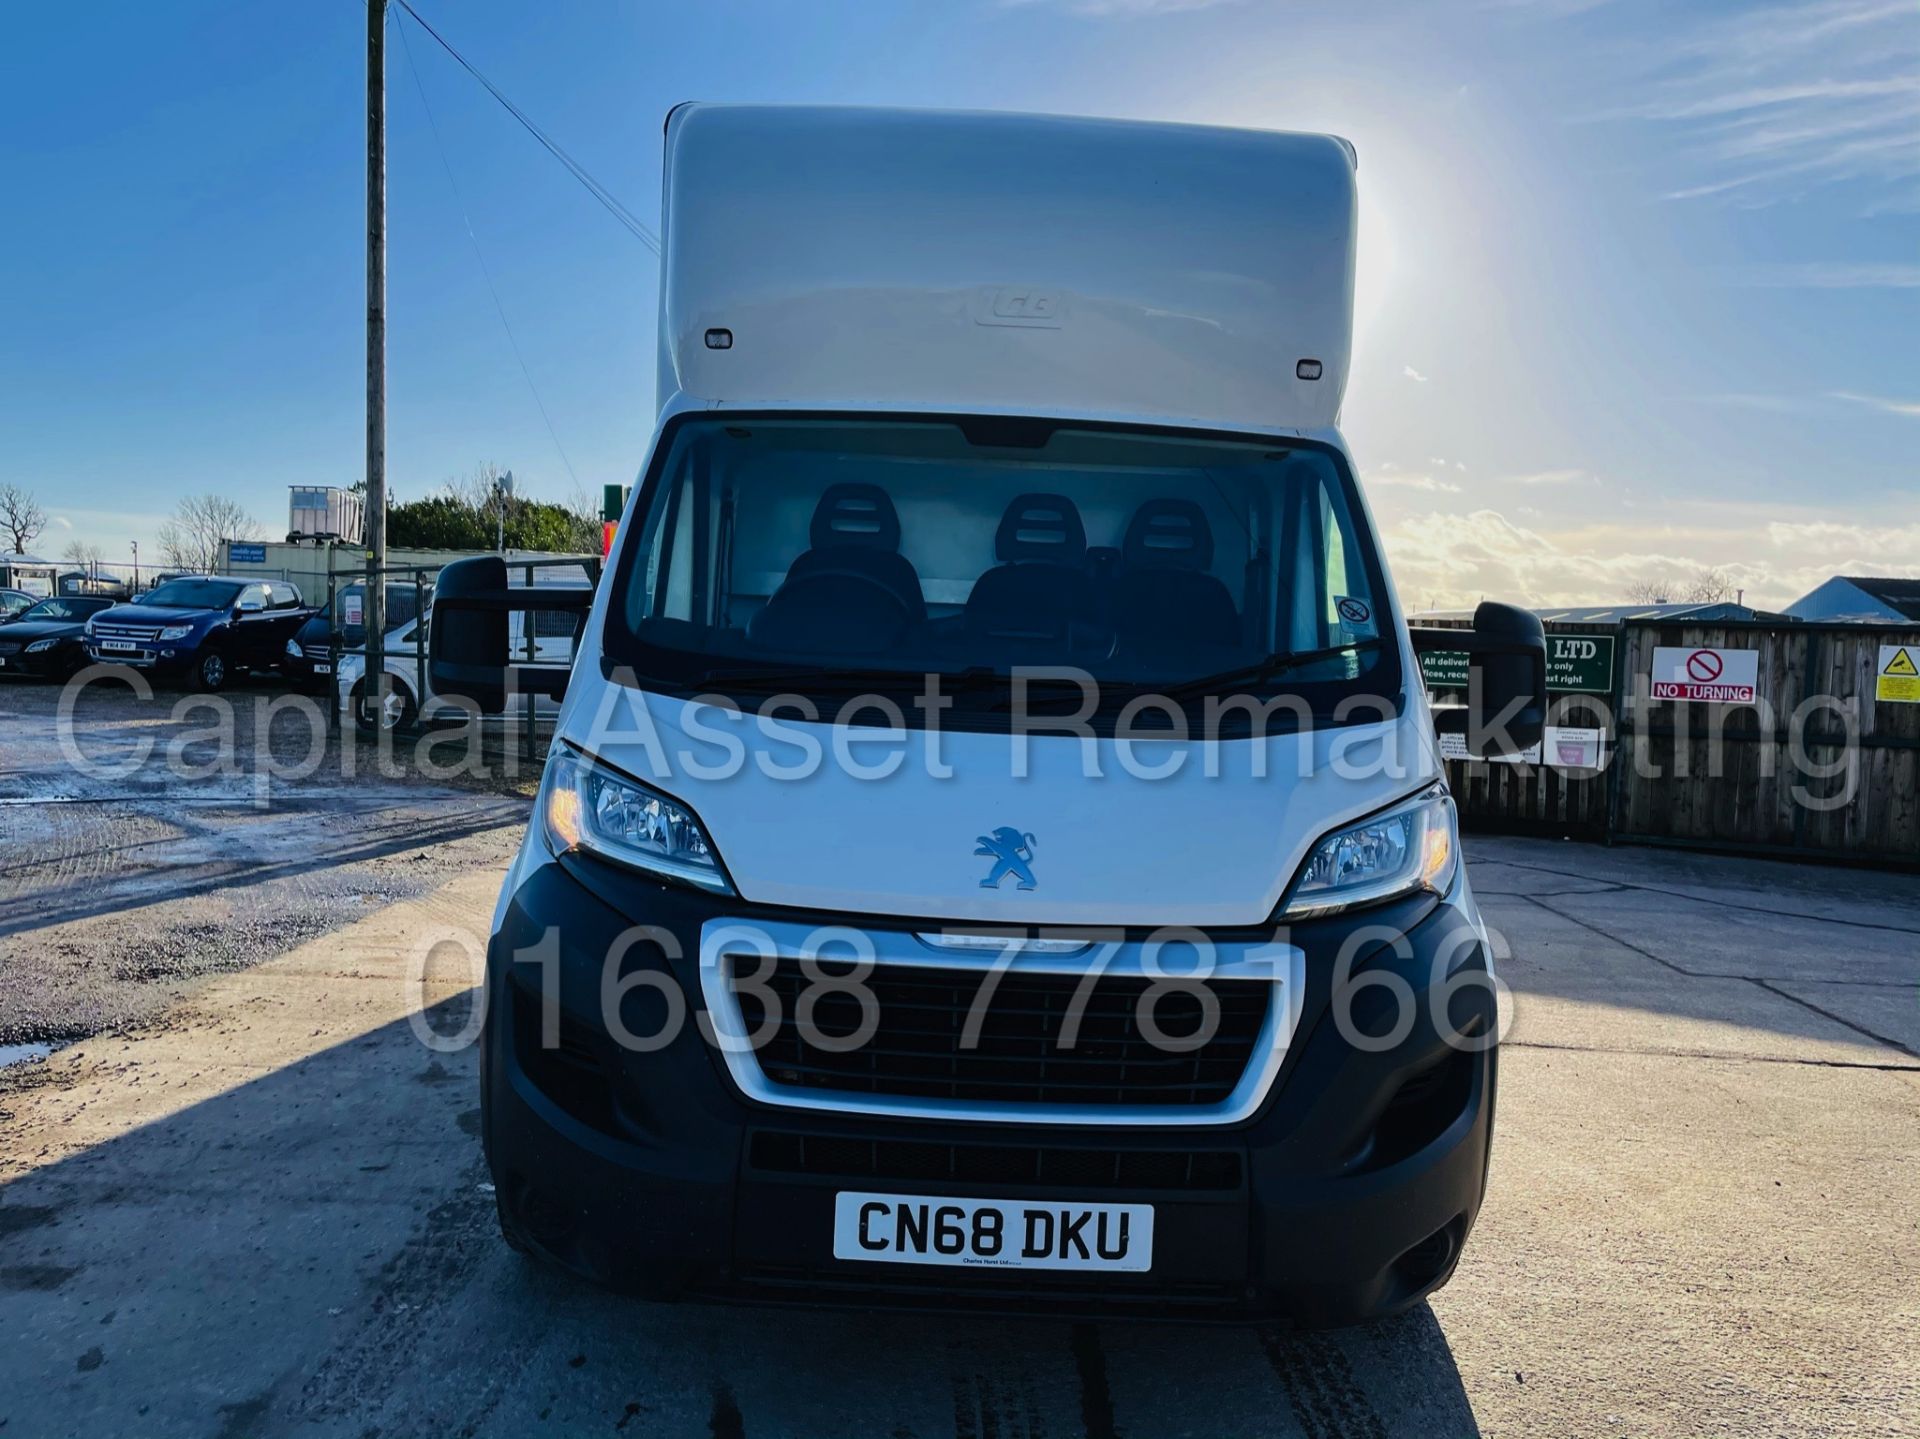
[429,105,1546,1326]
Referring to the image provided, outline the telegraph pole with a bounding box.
[364,0,388,727]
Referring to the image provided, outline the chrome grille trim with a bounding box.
[698,918,1303,1127]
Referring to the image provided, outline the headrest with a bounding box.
[810,483,901,551]
[995,493,1087,564]
[1123,498,1214,571]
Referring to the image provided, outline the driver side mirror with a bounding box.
[1410,601,1548,760]
[236,597,265,615]
[427,556,595,714]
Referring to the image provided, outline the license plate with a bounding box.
[313,663,332,674]
[99,640,135,652]
[832,1192,1153,1273]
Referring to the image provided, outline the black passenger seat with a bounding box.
[1113,498,1239,649]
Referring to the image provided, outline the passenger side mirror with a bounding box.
[237,597,264,614]
[1409,601,1547,760]
[427,556,595,714]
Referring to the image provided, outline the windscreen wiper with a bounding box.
[1149,638,1383,703]
[688,663,914,694]
[686,664,1093,704]
[688,663,1017,696]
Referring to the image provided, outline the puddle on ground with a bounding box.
[0,1042,56,1069]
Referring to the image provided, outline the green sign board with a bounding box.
[1420,633,1616,695]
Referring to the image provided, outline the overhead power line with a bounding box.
[394,10,579,485]
[390,0,662,255]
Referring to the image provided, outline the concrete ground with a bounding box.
[2,686,1917,1437]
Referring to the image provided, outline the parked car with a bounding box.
[85,576,317,690]
[0,589,37,621]
[0,596,116,679]
[334,587,583,732]
[283,581,430,691]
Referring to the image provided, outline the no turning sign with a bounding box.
[1651,646,1759,704]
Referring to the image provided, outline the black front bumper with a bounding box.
[0,642,83,678]
[481,852,1498,1327]
[84,645,193,677]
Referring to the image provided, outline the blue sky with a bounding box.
[1,0,1914,606]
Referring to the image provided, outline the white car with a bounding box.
[333,590,585,731]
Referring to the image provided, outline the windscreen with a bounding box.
[605,417,1401,729]
[21,597,110,622]
[142,580,242,609]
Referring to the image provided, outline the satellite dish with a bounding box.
[500,470,515,498]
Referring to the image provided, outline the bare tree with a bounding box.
[62,539,105,571]
[157,494,264,573]
[565,483,601,529]
[446,462,510,513]
[1627,567,1737,607]
[1681,567,1736,604]
[443,462,514,545]
[0,483,47,555]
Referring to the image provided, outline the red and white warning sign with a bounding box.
[1651,646,1759,704]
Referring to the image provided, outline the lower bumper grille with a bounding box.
[730,956,1270,1109]
[748,1130,1244,1191]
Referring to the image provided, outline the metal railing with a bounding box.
[325,553,600,769]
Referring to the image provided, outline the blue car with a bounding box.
[86,575,316,690]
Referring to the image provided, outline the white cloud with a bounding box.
[1588,1,1920,209]
[1377,500,1920,611]
[1721,262,1920,288]
[50,515,73,530]
[1368,468,1463,494]
[1613,77,1920,124]
[1505,468,1590,486]
[1828,390,1920,417]
[1403,365,1429,383]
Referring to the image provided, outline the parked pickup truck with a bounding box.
[86,575,316,690]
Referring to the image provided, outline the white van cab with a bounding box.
[429,105,1545,1326]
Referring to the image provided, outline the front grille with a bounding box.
[748,1131,1243,1191]
[0,641,19,656]
[93,623,161,642]
[729,956,1270,1109]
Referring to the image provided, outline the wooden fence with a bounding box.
[1428,619,1920,866]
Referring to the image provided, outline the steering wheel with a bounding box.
[746,568,914,655]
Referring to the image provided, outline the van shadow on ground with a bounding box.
[1,995,1481,1439]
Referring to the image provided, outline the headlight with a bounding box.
[85,618,97,636]
[159,624,193,641]
[541,745,731,893]
[26,638,59,653]
[1280,785,1458,919]
[285,639,304,658]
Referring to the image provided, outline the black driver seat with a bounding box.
[746,483,925,654]
[781,483,925,623]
